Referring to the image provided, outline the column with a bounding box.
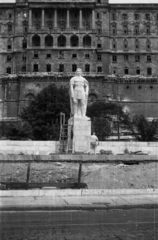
[29,9,32,28]
[79,9,83,29]
[92,9,95,30]
[54,9,57,28]
[42,9,45,28]
[66,9,70,29]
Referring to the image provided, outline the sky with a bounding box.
[0,0,158,3]
[0,0,158,4]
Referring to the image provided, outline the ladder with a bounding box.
[59,113,69,153]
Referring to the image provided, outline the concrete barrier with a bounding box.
[0,140,158,155]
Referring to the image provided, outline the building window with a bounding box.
[85,64,90,72]
[59,64,64,72]
[135,55,140,62]
[124,67,129,75]
[147,67,152,75]
[7,55,12,62]
[6,67,11,74]
[122,14,128,20]
[135,39,140,50]
[97,66,102,73]
[8,24,12,33]
[22,65,26,72]
[72,53,77,59]
[136,67,140,75]
[112,39,117,50]
[146,40,151,51]
[33,64,38,72]
[112,55,117,63]
[112,25,117,35]
[112,13,116,21]
[134,25,139,35]
[72,64,77,72]
[46,53,51,59]
[97,54,101,61]
[22,39,27,49]
[85,53,90,59]
[46,64,51,72]
[22,54,26,61]
[145,13,150,20]
[123,25,128,35]
[124,55,128,61]
[58,51,64,59]
[96,12,100,19]
[147,55,151,62]
[7,43,12,51]
[9,13,12,19]
[124,39,128,50]
[34,51,39,59]
[134,13,139,20]
[146,25,150,35]
[97,43,101,48]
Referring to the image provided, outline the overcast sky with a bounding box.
[0,0,158,3]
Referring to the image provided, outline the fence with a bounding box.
[0,154,158,190]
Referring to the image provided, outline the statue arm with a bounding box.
[70,78,74,98]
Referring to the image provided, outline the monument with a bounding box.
[67,68,91,153]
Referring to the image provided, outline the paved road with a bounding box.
[1,209,158,240]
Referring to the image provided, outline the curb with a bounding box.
[0,189,158,197]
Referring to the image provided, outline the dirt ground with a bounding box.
[0,161,158,189]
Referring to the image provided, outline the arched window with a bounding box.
[123,25,128,35]
[112,39,117,50]
[25,93,35,106]
[22,38,27,49]
[123,39,128,50]
[135,39,140,50]
[32,35,41,47]
[57,35,66,47]
[112,24,117,35]
[134,25,139,35]
[146,39,151,51]
[45,35,53,47]
[70,35,79,47]
[146,25,150,35]
[83,35,91,47]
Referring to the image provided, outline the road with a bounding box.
[0,208,158,240]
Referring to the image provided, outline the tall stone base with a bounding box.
[67,116,91,153]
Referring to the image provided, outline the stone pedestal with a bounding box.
[67,116,91,153]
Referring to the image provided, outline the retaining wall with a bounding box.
[0,140,158,155]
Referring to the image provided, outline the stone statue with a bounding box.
[70,68,89,117]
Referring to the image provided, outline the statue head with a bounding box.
[75,68,83,77]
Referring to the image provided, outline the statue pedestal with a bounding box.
[67,116,91,153]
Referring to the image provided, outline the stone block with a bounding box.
[72,117,91,154]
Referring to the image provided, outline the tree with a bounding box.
[21,84,70,140]
[131,115,158,141]
[87,101,125,140]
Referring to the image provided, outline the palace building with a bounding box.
[0,0,158,120]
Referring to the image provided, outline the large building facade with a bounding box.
[0,0,158,120]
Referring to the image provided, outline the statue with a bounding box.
[70,68,89,117]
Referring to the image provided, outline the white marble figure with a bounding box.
[70,68,89,117]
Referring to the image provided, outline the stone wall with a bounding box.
[0,140,157,155]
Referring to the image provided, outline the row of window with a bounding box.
[112,55,153,63]
[112,24,151,36]
[113,67,152,76]
[32,34,92,47]
[111,13,158,21]
[6,53,102,62]
[6,64,103,74]
[112,39,152,51]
